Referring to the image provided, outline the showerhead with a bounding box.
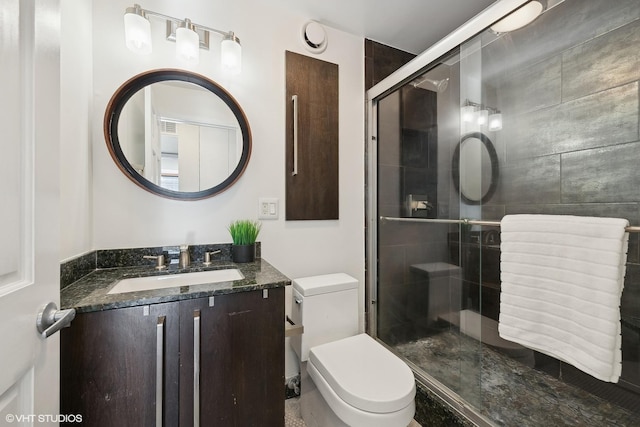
[412,77,449,93]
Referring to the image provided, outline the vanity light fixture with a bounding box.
[123,4,242,73]
[220,32,242,73]
[490,0,545,33]
[477,109,489,126]
[462,99,502,131]
[488,112,503,131]
[176,19,200,66]
[124,4,152,54]
[461,104,477,123]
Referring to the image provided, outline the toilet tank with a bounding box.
[290,273,358,362]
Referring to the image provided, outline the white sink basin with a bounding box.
[107,269,244,294]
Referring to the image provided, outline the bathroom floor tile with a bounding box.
[284,397,422,427]
[285,397,306,427]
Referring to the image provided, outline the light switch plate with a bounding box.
[258,198,279,220]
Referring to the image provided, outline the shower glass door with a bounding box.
[371,0,640,424]
[374,43,488,410]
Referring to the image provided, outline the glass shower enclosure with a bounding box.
[367,0,640,425]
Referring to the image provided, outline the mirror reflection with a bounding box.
[118,81,242,192]
[452,132,499,204]
[105,69,251,200]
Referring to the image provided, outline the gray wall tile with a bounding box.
[496,55,562,115]
[504,83,639,160]
[493,155,561,205]
[563,20,640,102]
[561,141,640,203]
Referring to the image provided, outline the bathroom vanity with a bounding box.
[60,257,289,426]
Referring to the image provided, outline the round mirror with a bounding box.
[104,69,251,200]
[452,132,499,204]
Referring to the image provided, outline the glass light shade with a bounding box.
[124,12,152,54]
[488,113,503,131]
[477,109,489,126]
[490,1,544,33]
[221,35,242,74]
[176,26,200,66]
[461,105,476,123]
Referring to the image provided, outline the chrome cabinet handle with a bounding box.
[292,94,299,176]
[156,316,165,427]
[193,310,201,427]
[36,302,76,338]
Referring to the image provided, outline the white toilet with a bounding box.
[290,273,416,427]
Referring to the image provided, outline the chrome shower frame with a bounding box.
[365,1,533,425]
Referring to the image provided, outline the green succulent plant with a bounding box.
[228,219,262,246]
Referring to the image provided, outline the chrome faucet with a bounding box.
[179,245,191,268]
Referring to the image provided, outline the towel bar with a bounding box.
[380,216,640,233]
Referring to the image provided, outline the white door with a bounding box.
[0,0,63,425]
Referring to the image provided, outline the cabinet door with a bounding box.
[61,303,180,427]
[179,288,285,427]
[285,50,339,220]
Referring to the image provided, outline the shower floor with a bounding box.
[394,330,637,426]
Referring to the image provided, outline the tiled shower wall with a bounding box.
[371,0,640,416]
[476,0,640,406]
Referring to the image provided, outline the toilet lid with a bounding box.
[308,333,415,414]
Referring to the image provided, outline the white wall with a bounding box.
[90,0,365,380]
[60,0,93,261]
[90,0,366,324]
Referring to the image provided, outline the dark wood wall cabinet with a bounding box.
[285,50,339,220]
[61,288,284,427]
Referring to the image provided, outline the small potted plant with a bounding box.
[228,219,261,263]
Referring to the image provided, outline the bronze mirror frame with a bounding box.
[104,69,252,200]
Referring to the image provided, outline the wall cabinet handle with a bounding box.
[156,316,165,427]
[292,94,298,176]
[193,311,201,427]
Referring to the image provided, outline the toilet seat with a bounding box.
[308,334,416,414]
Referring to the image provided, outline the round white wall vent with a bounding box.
[301,21,327,54]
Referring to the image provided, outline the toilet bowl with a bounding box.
[291,273,416,427]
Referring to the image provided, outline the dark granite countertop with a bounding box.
[61,258,291,313]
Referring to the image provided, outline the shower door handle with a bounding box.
[292,94,298,176]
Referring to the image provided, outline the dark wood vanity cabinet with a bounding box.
[61,288,284,427]
[178,288,285,426]
[285,50,339,220]
[61,302,180,426]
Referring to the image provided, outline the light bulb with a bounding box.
[489,113,503,131]
[477,109,489,126]
[176,19,199,66]
[221,33,242,74]
[461,105,476,123]
[124,6,151,54]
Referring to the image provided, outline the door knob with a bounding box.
[36,302,76,338]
